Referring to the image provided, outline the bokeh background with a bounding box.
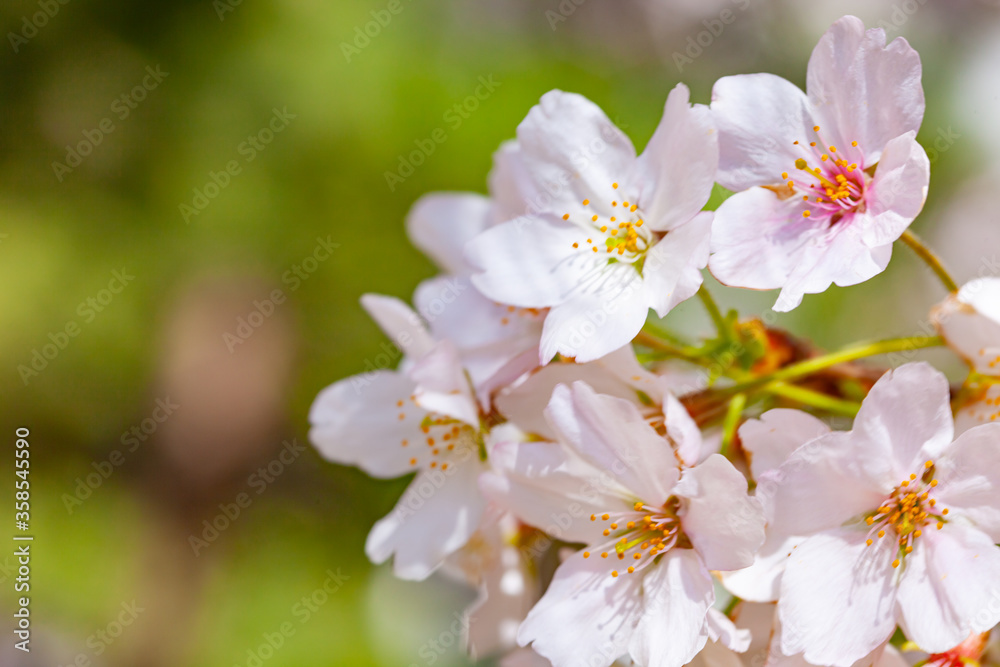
[2,0,1000,664]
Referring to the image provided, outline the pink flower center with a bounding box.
[864,460,950,568]
[582,499,687,578]
[780,126,868,223]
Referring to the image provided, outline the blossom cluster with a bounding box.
[309,16,1000,667]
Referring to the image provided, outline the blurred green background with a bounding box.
[1,0,999,664]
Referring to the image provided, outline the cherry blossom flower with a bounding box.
[308,294,492,580]
[466,84,718,363]
[709,15,930,311]
[754,363,1000,666]
[481,381,764,667]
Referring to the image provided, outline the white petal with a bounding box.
[934,423,1000,541]
[366,460,488,580]
[409,340,479,426]
[851,363,954,478]
[406,192,493,275]
[519,549,643,667]
[675,454,766,572]
[705,608,752,653]
[643,212,712,317]
[488,140,538,224]
[480,439,623,545]
[664,392,704,468]
[538,269,652,363]
[546,382,680,505]
[495,348,663,442]
[860,132,929,247]
[710,73,815,192]
[806,16,924,165]
[720,534,805,603]
[467,215,611,309]
[765,431,888,537]
[778,527,898,667]
[896,522,1000,653]
[933,277,1000,376]
[308,370,426,479]
[772,221,893,313]
[631,84,718,230]
[709,187,820,292]
[360,293,435,359]
[739,409,831,482]
[629,549,714,667]
[515,90,637,212]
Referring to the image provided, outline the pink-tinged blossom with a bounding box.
[481,381,764,667]
[709,15,930,311]
[751,363,1000,666]
[466,84,718,363]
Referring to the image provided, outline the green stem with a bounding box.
[633,331,711,367]
[900,229,959,293]
[696,285,731,343]
[720,393,746,459]
[720,335,945,395]
[764,383,861,416]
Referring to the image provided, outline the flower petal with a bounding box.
[406,193,493,275]
[860,132,930,247]
[709,187,820,292]
[515,90,637,212]
[721,533,805,603]
[779,527,898,667]
[360,293,436,360]
[467,215,609,309]
[739,409,831,482]
[309,370,426,479]
[644,212,712,317]
[806,16,924,165]
[409,340,480,426]
[538,268,651,363]
[896,522,1000,653]
[546,382,680,505]
[852,362,954,479]
[366,459,488,580]
[631,84,718,230]
[765,430,888,536]
[675,454,766,571]
[934,423,1000,541]
[710,73,815,192]
[481,439,624,545]
[629,549,715,667]
[519,549,643,667]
